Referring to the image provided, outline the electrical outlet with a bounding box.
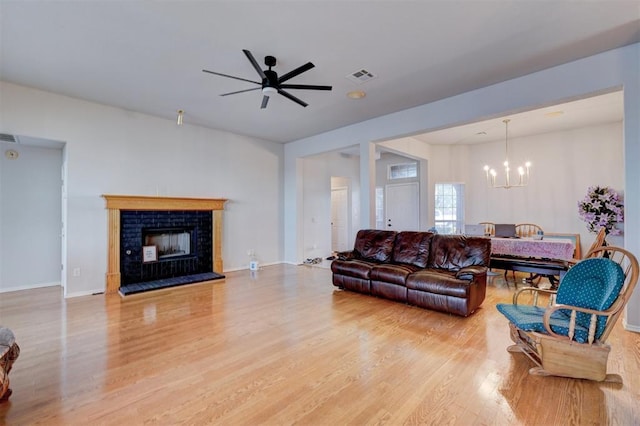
[73,268,81,277]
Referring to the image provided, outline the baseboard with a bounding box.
[0,281,60,293]
[622,318,640,333]
[223,261,286,272]
[65,289,104,298]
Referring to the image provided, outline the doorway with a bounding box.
[0,136,64,293]
[331,186,349,252]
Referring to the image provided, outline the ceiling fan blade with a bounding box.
[277,89,308,107]
[202,69,261,85]
[243,49,267,80]
[261,95,270,109]
[279,84,332,91]
[220,87,262,96]
[278,62,315,84]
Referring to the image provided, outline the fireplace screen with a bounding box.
[143,228,194,259]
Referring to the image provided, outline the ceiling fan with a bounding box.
[203,49,332,109]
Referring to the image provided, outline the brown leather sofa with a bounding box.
[331,229,491,316]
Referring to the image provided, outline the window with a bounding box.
[388,162,417,180]
[434,183,465,234]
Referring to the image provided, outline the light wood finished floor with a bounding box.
[1,264,639,425]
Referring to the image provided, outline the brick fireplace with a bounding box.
[102,195,227,294]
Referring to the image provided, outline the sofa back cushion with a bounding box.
[392,231,433,268]
[427,235,491,271]
[353,229,397,263]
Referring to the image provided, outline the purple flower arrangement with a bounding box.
[578,186,624,235]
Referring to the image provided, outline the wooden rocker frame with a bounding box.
[504,245,639,382]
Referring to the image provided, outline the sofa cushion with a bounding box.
[370,263,420,285]
[353,229,397,263]
[391,231,433,268]
[427,235,490,271]
[331,259,376,280]
[406,269,471,298]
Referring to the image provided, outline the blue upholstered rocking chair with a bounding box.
[496,245,639,382]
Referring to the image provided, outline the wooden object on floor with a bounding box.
[586,227,607,254]
[564,227,607,267]
[102,195,227,294]
[0,327,20,401]
[499,245,639,382]
[1,266,640,424]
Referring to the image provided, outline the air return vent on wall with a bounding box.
[346,68,377,84]
[0,133,19,143]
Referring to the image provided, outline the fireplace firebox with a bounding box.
[143,227,195,260]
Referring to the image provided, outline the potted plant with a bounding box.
[578,186,624,235]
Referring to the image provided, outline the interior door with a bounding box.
[385,182,419,231]
[331,187,349,252]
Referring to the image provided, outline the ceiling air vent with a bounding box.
[0,133,18,143]
[346,68,377,84]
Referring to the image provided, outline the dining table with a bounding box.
[489,237,576,286]
[490,237,575,261]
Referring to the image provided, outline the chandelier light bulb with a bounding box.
[482,118,531,189]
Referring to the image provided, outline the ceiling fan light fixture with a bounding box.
[262,86,277,97]
[204,50,332,109]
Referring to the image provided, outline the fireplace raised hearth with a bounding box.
[103,195,227,295]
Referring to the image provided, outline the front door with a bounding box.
[385,182,419,231]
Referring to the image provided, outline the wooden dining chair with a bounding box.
[479,222,495,236]
[496,245,639,382]
[512,223,544,283]
[515,223,543,238]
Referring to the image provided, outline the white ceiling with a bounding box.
[1,1,638,143]
[411,90,624,145]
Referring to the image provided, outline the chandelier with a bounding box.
[483,119,531,189]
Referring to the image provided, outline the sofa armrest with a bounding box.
[455,265,487,280]
[336,250,355,260]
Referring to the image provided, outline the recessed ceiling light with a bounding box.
[545,110,564,118]
[347,90,366,100]
[5,149,19,160]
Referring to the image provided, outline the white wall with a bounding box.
[302,151,360,259]
[0,81,284,297]
[465,122,623,252]
[284,43,640,330]
[0,142,63,292]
